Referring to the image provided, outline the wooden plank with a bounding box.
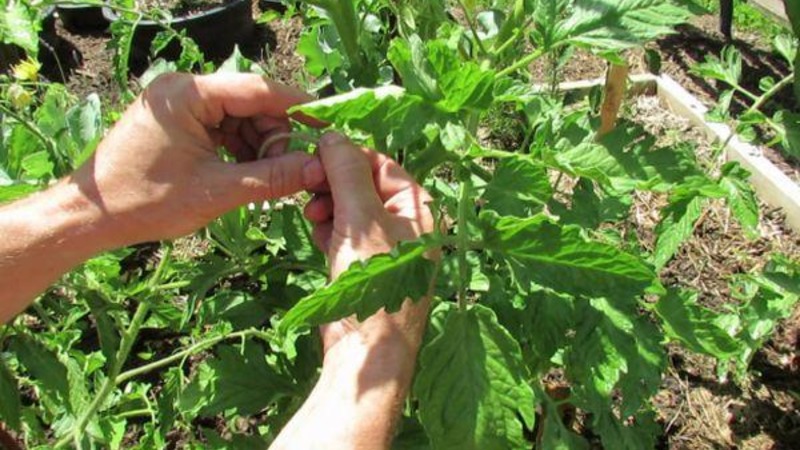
[750,0,790,27]
[656,74,800,232]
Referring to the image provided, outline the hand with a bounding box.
[269,133,434,450]
[68,72,326,249]
[304,132,435,358]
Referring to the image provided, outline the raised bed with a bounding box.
[554,73,800,233]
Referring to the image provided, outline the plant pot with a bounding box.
[102,0,255,74]
[57,4,109,33]
[258,0,288,13]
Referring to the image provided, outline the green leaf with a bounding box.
[690,46,742,87]
[20,151,54,180]
[298,25,344,78]
[775,110,800,159]
[550,178,631,229]
[388,35,442,102]
[0,1,39,56]
[565,298,665,417]
[550,124,701,193]
[483,156,552,217]
[592,410,660,450]
[86,293,122,368]
[415,304,535,450]
[483,214,655,299]
[539,395,589,450]
[180,344,294,417]
[291,86,444,152]
[718,162,759,239]
[281,241,436,329]
[653,193,705,271]
[0,359,21,430]
[200,292,270,330]
[654,290,742,359]
[9,335,70,406]
[536,0,692,54]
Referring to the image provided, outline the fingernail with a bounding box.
[319,131,347,148]
[303,157,326,187]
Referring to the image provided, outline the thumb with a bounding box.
[222,152,326,204]
[318,132,384,214]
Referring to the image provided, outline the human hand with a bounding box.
[304,132,434,367]
[269,133,434,450]
[67,72,326,250]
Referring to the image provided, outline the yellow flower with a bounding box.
[12,58,41,82]
[8,84,33,109]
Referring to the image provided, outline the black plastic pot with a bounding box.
[57,4,109,33]
[102,0,256,74]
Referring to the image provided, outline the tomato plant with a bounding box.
[0,1,798,449]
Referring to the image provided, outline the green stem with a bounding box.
[492,18,533,59]
[748,73,795,115]
[56,301,151,448]
[0,103,61,171]
[114,408,153,420]
[497,48,545,78]
[457,0,489,57]
[116,328,268,385]
[456,175,473,311]
[55,247,174,448]
[732,84,760,103]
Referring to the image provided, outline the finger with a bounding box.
[361,149,427,204]
[241,118,262,151]
[192,73,323,127]
[318,132,384,215]
[217,153,326,203]
[312,221,333,253]
[304,194,334,223]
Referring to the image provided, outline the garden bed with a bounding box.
[624,94,800,450]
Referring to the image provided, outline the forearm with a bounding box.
[0,179,114,322]
[269,332,417,450]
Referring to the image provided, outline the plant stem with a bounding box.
[748,73,795,115]
[492,18,533,59]
[55,301,151,448]
[457,0,489,57]
[456,175,473,311]
[0,103,61,170]
[116,328,268,385]
[55,247,174,448]
[497,48,545,78]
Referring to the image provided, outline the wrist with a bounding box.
[20,180,119,260]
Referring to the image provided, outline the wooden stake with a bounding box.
[598,63,630,138]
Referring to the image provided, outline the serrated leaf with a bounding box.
[654,290,742,358]
[9,335,70,406]
[291,86,444,152]
[551,124,700,193]
[483,156,552,216]
[539,396,589,450]
[483,214,655,299]
[592,410,660,450]
[691,46,742,86]
[415,304,535,450]
[0,1,39,56]
[0,359,21,430]
[180,344,294,417]
[298,25,343,78]
[566,298,665,417]
[653,194,705,271]
[553,0,692,53]
[718,162,759,239]
[775,110,800,159]
[281,241,436,329]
